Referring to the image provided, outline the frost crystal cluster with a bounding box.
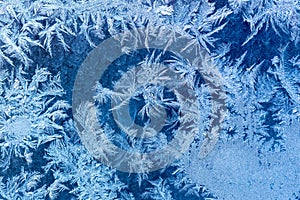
[0,0,299,199]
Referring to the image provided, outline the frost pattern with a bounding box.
[0,0,299,199]
[0,170,47,199]
[238,0,300,45]
[75,50,204,173]
[44,136,132,200]
[0,67,69,171]
[184,120,300,199]
[0,0,230,68]
[141,178,173,200]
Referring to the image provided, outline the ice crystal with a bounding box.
[0,0,299,199]
[0,67,69,171]
[0,169,47,199]
[44,136,132,200]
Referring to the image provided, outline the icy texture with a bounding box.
[44,136,132,200]
[0,67,69,171]
[0,0,299,199]
[184,120,300,199]
[0,170,48,199]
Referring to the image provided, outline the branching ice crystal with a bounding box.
[0,67,69,171]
